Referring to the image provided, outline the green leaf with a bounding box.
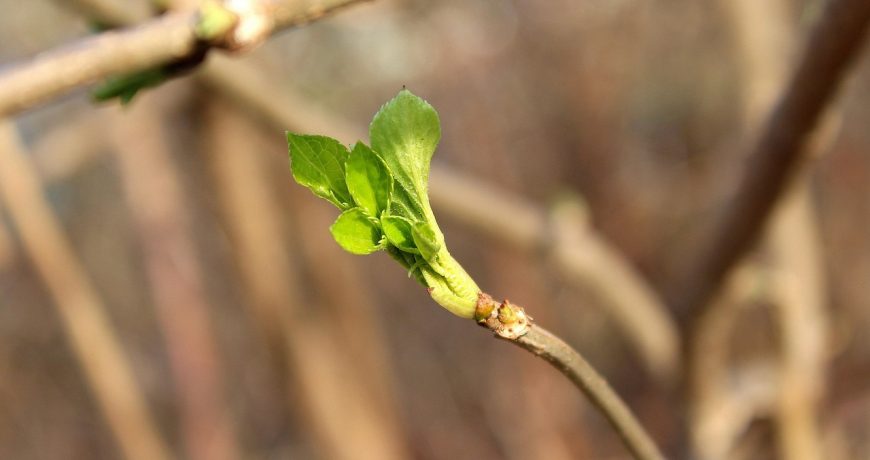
[412,221,442,262]
[287,134,353,209]
[381,216,418,253]
[346,142,393,218]
[330,208,384,255]
[369,89,441,221]
[92,68,169,105]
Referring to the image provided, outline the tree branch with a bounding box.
[0,12,198,116]
[491,320,665,460]
[0,0,371,117]
[674,0,870,325]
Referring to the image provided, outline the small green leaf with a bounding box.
[412,221,442,262]
[92,68,168,105]
[381,216,418,253]
[330,208,384,255]
[346,142,393,218]
[287,134,353,209]
[370,89,441,221]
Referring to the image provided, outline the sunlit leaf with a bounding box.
[330,208,384,255]
[287,133,353,209]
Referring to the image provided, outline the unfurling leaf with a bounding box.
[287,133,353,209]
[330,208,384,255]
[381,215,418,253]
[286,89,481,319]
[370,89,441,222]
[346,142,393,218]
[411,221,441,262]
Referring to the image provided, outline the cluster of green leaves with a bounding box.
[287,90,480,318]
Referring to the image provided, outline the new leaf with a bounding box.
[346,142,393,218]
[287,133,353,209]
[330,208,384,254]
[370,89,441,222]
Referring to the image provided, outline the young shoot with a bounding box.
[287,89,485,320]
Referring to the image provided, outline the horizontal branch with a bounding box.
[0,0,370,117]
[0,12,197,116]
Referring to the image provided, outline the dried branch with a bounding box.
[0,12,198,116]
[0,0,371,117]
[0,207,13,269]
[675,0,870,324]
[0,121,171,460]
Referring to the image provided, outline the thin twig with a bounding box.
[675,0,870,325]
[769,186,827,460]
[0,121,172,460]
[0,0,371,117]
[501,324,665,460]
[702,1,831,458]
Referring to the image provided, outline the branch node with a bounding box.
[476,292,532,339]
[220,0,275,51]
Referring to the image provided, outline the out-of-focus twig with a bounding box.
[688,0,834,457]
[0,208,13,269]
[688,265,776,460]
[769,185,827,460]
[0,0,372,116]
[109,89,241,460]
[0,12,199,117]
[202,98,408,460]
[0,121,171,460]
[675,0,870,325]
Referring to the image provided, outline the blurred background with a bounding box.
[0,0,869,459]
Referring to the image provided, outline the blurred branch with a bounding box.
[0,121,171,460]
[0,12,198,116]
[203,55,680,384]
[504,323,665,460]
[688,0,836,457]
[688,265,776,460]
[675,0,870,325]
[109,90,241,460]
[0,208,13,269]
[202,98,408,460]
[769,185,828,460]
[56,0,152,25]
[0,0,371,116]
